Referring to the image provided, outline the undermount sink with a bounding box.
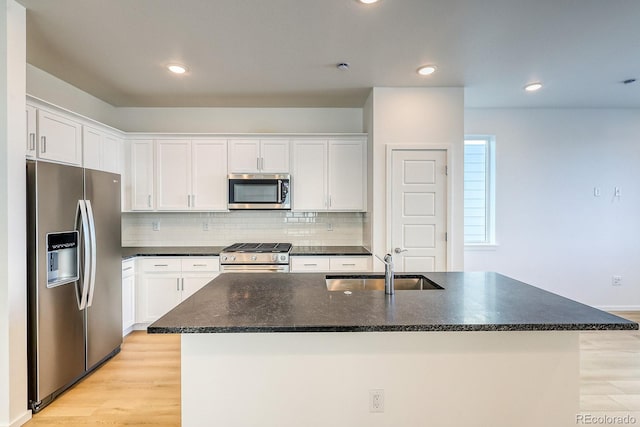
[325,274,444,291]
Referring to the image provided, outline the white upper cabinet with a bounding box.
[157,139,228,211]
[131,140,155,211]
[291,138,366,211]
[328,140,366,211]
[83,126,123,174]
[191,140,228,210]
[156,140,191,210]
[37,109,82,165]
[26,104,37,158]
[291,140,327,210]
[228,139,290,173]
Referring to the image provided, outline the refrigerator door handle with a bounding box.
[85,200,98,308]
[75,200,91,310]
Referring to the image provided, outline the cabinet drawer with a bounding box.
[181,257,220,272]
[138,258,182,272]
[329,256,371,272]
[291,256,330,272]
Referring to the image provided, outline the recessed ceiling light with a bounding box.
[417,65,437,76]
[167,64,188,74]
[358,0,380,4]
[524,82,543,92]
[337,62,350,71]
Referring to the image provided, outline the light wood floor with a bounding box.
[24,332,181,426]
[25,312,640,426]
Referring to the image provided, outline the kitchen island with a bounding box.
[149,272,637,427]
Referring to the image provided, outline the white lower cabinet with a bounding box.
[122,259,136,335]
[290,256,372,272]
[135,257,220,325]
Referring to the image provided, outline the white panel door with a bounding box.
[390,149,447,272]
[228,139,260,173]
[131,140,155,210]
[192,140,228,210]
[82,126,102,170]
[37,109,82,165]
[157,140,191,210]
[260,140,290,173]
[291,140,327,211]
[328,140,365,211]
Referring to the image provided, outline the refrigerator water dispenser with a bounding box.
[46,231,79,287]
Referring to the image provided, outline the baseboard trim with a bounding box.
[594,305,640,312]
[3,410,31,427]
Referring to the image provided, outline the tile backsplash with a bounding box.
[122,211,365,247]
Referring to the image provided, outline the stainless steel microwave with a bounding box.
[228,174,291,210]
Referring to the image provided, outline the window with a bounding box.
[464,136,495,245]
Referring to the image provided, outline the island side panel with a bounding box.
[182,331,579,427]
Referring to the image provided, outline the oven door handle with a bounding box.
[221,265,289,272]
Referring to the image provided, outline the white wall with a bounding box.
[117,107,363,133]
[0,1,29,426]
[26,64,119,128]
[369,87,465,270]
[465,108,640,310]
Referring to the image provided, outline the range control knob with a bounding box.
[230,255,236,262]
[251,255,257,261]
[222,255,227,262]
[279,255,286,262]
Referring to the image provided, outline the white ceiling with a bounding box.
[17,0,640,108]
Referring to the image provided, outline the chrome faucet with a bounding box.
[375,253,395,295]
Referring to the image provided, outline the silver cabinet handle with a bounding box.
[329,195,332,208]
[256,157,260,170]
[122,266,133,272]
[187,194,191,207]
[154,264,169,267]
[41,136,46,153]
[176,278,180,291]
[147,195,152,208]
[303,263,318,266]
[394,248,408,254]
[192,264,208,267]
[181,278,184,291]
[30,133,36,151]
[260,157,264,170]
[342,263,356,266]
[191,194,195,207]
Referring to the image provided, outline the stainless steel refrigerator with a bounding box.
[26,160,122,412]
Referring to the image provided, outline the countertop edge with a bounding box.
[147,322,639,334]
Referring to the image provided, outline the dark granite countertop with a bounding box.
[148,272,638,334]
[122,246,225,259]
[291,246,371,256]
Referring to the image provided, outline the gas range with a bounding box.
[220,243,292,272]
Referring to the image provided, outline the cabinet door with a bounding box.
[291,141,327,211]
[26,105,37,158]
[37,109,82,165]
[122,273,135,333]
[192,140,227,210]
[157,140,191,210]
[83,126,102,170]
[102,135,122,174]
[260,140,290,173]
[138,275,181,323]
[228,139,260,173]
[328,140,365,211]
[181,274,217,301]
[131,140,155,210]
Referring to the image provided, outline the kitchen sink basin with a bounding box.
[325,274,444,291]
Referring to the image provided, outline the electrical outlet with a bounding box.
[152,221,160,231]
[369,389,384,413]
[593,187,601,197]
[327,223,333,231]
[612,276,622,286]
[203,222,209,231]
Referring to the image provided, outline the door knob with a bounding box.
[394,248,408,254]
